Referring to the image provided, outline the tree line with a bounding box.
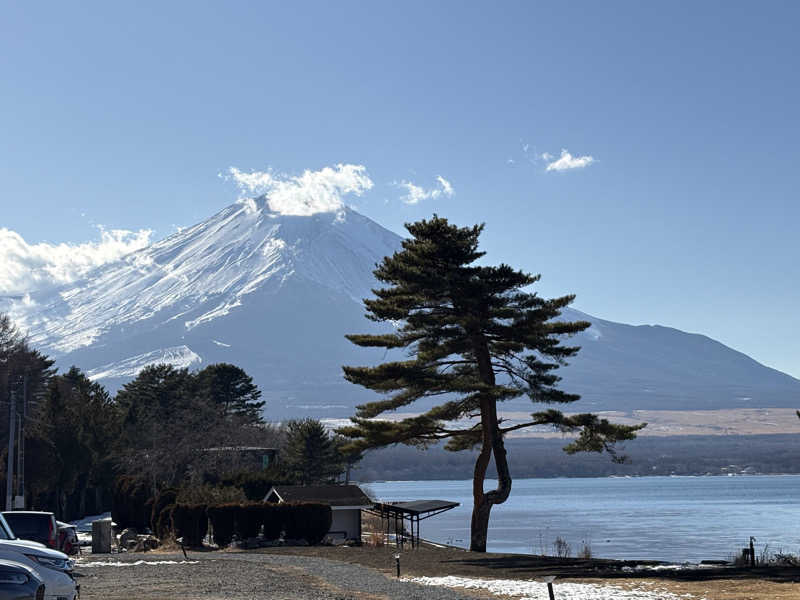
[0,314,357,521]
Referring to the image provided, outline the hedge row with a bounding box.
[146,499,333,548]
[172,504,208,547]
[205,502,332,547]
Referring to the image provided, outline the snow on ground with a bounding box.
[77,560,199,567]
[404,575,706,600]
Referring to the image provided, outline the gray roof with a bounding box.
[374,500,459,516]
[266,485,372,507]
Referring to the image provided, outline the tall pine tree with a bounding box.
[340,216,645,551]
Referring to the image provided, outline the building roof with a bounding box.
[265,485,373,508]
[373,500,459,517]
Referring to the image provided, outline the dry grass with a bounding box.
[258,544,800,600]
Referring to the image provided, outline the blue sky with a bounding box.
[1,1,798,377]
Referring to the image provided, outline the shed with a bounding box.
[264,484,372,543]
[368,500,459,548]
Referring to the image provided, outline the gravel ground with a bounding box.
[75,551,498,600]
[74,546,800,600]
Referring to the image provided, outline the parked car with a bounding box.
[0,515,56,552]
[0,559,45,600]
[53,526,77,558]
[0,516,77,600]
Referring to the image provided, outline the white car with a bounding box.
[0,514,77,600]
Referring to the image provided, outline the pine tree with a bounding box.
[282,419,345,485]
[340,216,645,551]
[195,363,265,423]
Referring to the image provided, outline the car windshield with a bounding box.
[1,514,48,540]
[0,514,15,540]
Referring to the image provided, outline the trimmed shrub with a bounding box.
[155,504,176,539]
[296,503,332,545]
[143,497,154,531]
[112,477,152,531]
[280,503,303,541]
[261,503,282,541]
[207,503,237,548]
[172,504,208,547]
[280,503,331,545]
[237,503,263,539]
[150,489,178,532]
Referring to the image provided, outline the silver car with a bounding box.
[0,559,45,600]
[0,516,76,600]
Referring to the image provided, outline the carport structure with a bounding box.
[367,499,459,549]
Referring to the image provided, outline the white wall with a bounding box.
[329,509,360,540]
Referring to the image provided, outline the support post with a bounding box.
[6,389,15,511]
[18,375,25,507]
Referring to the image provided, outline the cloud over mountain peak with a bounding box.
[227,164,374,216]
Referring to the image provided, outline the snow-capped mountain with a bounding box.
[6,199,800,418]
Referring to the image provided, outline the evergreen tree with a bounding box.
[114,364,216,489]
[340,216,645,551]
[282,419,345,485]
[195,363,265,423]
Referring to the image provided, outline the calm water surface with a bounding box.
[367,476,800,562]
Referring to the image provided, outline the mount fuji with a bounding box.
[5,199,800,419]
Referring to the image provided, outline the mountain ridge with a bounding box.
[5,200,799,418]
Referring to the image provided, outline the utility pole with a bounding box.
[6,387,15,511]
[16,374,26,509]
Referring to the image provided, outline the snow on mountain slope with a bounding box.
[13,198,399,355]
[6,199,800,419]
[87,345,202,380]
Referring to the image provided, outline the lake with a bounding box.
[367,475,800,563]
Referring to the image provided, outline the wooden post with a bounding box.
[92,519,112,554]
[749,537,756,568]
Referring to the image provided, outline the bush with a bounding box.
[220,469,290,501]
[155,504,176,539]
[261,503,282,541]
[207,504,237,547]
[172,504,208,547]
[236,503,263,539]
[177,483,246,505]
[150,489,178,532]
[112,477,152,531]
[298,503,332,545]
[205,501,331,546]
[282,503,331,545]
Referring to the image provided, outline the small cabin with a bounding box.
[264,484,372,543]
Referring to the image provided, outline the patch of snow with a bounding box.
[211,339,231,347]
[405,575,706,600]
[87,346,201,380]
[77,560,199,567]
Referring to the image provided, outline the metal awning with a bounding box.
[366,499,459,549]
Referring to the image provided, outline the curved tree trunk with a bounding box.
[469,335,512,552]
[469,419,512,551]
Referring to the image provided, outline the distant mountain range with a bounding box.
[4,199,799,419]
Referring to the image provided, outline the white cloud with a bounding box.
[545,149,595,172]
[0,227,153,295]
[436,176,454,197]
[226,163,373,216]
[397,176,455,205]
